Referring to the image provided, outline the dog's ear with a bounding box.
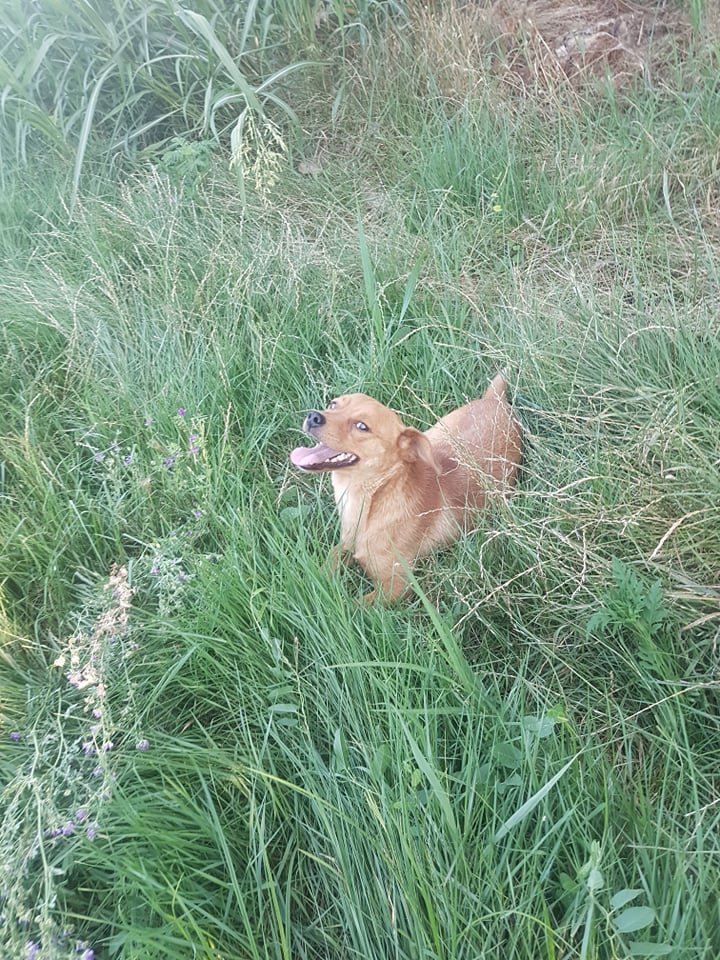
[397,428,441,474]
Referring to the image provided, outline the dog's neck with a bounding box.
[332,460,434,550]
[331,463,395,541]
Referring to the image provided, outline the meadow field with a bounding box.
[1,1,719,957]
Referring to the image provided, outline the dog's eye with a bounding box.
[328,401,337,410]
[355,421,369,432]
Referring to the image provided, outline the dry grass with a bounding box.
[403,0,696,99]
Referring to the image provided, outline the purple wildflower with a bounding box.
[86,824,98,841]
[61,823,74,836]
[26,941,40,960]
[10,731,20,742]
[144,418,153,427]
[123,455,133,466]
[177,407,186,417]
[164,456,176,467]
[92,766,104,777]
[136,738,150,751]
[189,446,200,456]
[94,453,105,462]
[76,808,88,821]
[81,950,95,960]
[82,741,95,756]
[102,741,114,752]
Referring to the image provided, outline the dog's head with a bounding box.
[290,393,439,479]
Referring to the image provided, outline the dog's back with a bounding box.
[423,374,523,529]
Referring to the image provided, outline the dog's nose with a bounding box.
[305,410,325,430]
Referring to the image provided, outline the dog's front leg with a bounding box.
[325,544,349,573]
[361,559,410,605]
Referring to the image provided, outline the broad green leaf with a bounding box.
[522,715,556,738]
[498,773,523,791]
[629,943,673,956]
[493,741,523,768]
[613,906,656,933]
[279,505,304,522]
[611,888,643,911]
[547,703,569,723]
[559,872,577,893]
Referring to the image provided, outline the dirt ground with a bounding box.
[409,0,714,93]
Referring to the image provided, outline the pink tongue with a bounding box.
[290,442,342,469]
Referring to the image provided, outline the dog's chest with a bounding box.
[331,474,364,545]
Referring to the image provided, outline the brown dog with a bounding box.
[290,374,523,602]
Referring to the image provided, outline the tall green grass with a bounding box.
[2,4,720,958]
[0,0,316,203]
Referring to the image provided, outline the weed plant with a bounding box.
[0,0,316,204]
[1,3,719,958]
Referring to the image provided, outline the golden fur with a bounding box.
[290,374,523,602]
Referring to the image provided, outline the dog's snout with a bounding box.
[305,410,325,430]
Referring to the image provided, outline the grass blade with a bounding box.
[71,63,115,209]
[494,757,576,842]
[175,8,262,114]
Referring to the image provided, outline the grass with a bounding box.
[0,0,313,205]
[1,2,720,958]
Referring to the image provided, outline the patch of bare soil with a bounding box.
[410,1,696,94]
[499,1,688,81]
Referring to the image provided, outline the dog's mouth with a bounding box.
[290,442,359,472]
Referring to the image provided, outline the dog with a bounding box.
[290,374,523,602]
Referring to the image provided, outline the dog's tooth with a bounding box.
[324,451,357,465]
